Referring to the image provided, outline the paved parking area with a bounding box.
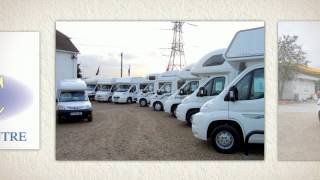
[278,102,320,160]
[56,102,263,160]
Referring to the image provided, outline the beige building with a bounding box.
[281,65,320,101]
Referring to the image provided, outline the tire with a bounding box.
[186,109,199,127]
[108,96,112,103]
[87,113,93,122]
[140,99,147,107]
[210,124,241,154]
[171,104,178,118]
[127,97,132,104]
[57,116,63,124]
[153,101,163,111]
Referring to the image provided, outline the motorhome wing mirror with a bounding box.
[157,89,162,95]
[179,89,184,95]
[142,89,147,93]
[225,86,238,102]
[198,87,205,97]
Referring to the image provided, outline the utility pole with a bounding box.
[120,52,123,77]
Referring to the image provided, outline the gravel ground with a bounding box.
[56,102,263,160]
[278,102,320,160]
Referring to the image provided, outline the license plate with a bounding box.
[70,112,82,116]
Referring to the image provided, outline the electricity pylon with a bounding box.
[166,21,186,71]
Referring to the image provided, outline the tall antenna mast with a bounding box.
[166,21,186,71]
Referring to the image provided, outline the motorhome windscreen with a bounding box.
[159,83,172,93]
[87,84,96,91]
[202,77,225,96]
[181,81,199,95]
[143,83,154,92]
[97,84,112,91]
[59,91,88,102]
[203,54,225,67]
[116,84,131,92]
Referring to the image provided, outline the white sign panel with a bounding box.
[0,32,39,149]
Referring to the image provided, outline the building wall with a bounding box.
[55,50,77,90]
[282,78,316,101]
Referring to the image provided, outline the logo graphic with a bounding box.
[0,75,32,120]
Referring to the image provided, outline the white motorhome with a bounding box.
[112,77,145,103]
[56,79,92,123]
[175,49,237,126]
[163,64,201,117]
[84,77,98,100]
[192,27,265,153]
[137,73,160,107]
[94,78,117,102]
[149,70,185,111]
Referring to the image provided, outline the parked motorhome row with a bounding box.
[192,27,265,153]
[56,27,264,154]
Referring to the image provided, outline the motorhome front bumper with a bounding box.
[164,99,181,114]
[95,95,111,101]
[112,96,127,103]
[176,104,188,122]
[57,109,92,120]
[191,112,208,140]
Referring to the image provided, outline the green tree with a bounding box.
[278,35,308,99]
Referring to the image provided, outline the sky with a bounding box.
[278,21,320,67]
[56,21,263,78]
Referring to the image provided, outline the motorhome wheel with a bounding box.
[88,116,92,122]
[108,96,112,102]
[210,125,241,154]
[140,99,147,107]
[127,97,132,104]
[186,109,199,127]
[154,102,163,111]
[171,104,178,118]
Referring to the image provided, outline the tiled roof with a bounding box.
[56,30,79,53]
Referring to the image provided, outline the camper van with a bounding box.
[163,64,201,117]
[175,49,237,126]
[112,77,145,103]
[137,73,160,107]
[94,78,117,102]
[84,78,98,100]
[192,27,265,154]
[149,70,185,111]
[56,79,92,123]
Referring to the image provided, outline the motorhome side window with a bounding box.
[161,83,172,93]
[177,80,186,89]
[250,68,264,99]
[203,54,225,67]
[202,77,225,96]
[182,81,199,94]
[139,83,148,90]
[235,68,264,100]
[212,77,225,95]
[130,85,136,93]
